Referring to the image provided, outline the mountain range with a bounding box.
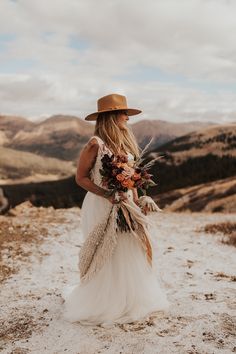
[145,123,236,195]
[0,114,235,213]
[1,114,216,160]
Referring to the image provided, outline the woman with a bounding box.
[62,93,169,327]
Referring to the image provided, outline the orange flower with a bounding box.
[121,179,130,187]
[116,174,125,181]
[128,180,135,188]
[121,179,134,188]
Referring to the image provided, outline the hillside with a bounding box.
[154,176,236,213]
[142,124,236,196]
[0,115,34,138]
[1,116,235,199]
[1,174,235,216]
[131,119,216,149]
[0,146,75,184]
[0,176,86,213]
[1,115,217,162]
[0,131,9,146]
[7,115,94,161]
[153,123,236,164]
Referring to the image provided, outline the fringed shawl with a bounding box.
[78,197,156,284]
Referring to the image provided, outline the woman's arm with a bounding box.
[76,138,128,204]
[75,138,107,198]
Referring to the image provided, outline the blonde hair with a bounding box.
[94,111,141,160]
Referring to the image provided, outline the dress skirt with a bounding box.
[62,190,169,326]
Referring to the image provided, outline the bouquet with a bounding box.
[100,154,156,193]
[99,137,163,233]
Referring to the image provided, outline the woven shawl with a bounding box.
[78,197,155,284]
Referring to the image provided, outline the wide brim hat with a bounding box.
[84,93,142,121]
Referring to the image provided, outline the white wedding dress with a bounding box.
[62,135,169,326]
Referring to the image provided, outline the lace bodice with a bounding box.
[88,135,134,188]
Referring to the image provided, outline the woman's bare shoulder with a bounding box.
[87,137,100,147]
[82,137,99,156]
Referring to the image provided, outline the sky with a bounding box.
[0,0,236,123]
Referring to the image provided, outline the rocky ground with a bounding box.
[0,203,235,354]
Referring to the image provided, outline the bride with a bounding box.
[62,93,169,327]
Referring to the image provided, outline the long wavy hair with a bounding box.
[94,111,141,160]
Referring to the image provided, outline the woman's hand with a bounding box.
[107,191,128,204]
[137,196,162,214]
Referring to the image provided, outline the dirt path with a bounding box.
[1,206,235,354]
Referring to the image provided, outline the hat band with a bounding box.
[98,105,127,111]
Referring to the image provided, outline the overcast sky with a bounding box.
[0,0,236,123]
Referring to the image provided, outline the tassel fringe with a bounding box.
[79,197,155,283]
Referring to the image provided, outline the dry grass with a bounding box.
[0,202,68,283]
[203,221,236,247]
[213,272,236,282]
[0,313,40,342]
[0,146,75,181]
[0,217,48,282]
[0,310,50,351]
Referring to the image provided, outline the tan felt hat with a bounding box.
[84,93,142,121]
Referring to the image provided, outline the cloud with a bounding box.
[0,0,236,122]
